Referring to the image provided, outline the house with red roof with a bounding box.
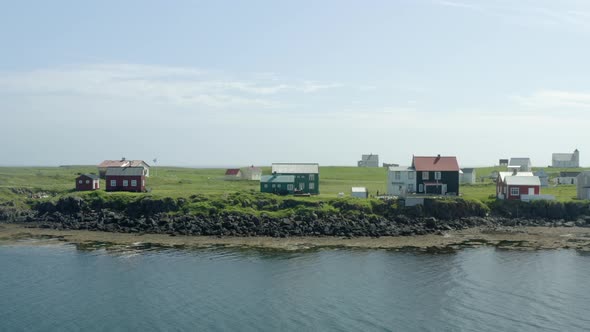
[412,155,460,195]
[224,168,242,180]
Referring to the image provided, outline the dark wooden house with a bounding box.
[105,167,146,192]
[412,155,460,195]
[75,174,100,191]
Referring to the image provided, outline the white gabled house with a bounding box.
[508,158,532,172]
[387,166,416,197]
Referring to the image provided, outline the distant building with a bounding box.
[552,149,579,168]
[358,154,379,167]
[533,170,549,187]
[240,166,262,181]
[460,168,476,184]
[105,167,146,192]
[224,168,242,180]
[499,159,509,166]
[260,175,296,194]
[413,155,460,195]
[577,172,590,199]
[387,166,416,197]
[98,158,150,178]
[508,158,532,172]
[75,174,99,191]
[270,163,320,194]
[496,170,540,200]
[351,187,368,199]
[556,171,581,185]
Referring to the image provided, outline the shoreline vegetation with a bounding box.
[2,166,590,252]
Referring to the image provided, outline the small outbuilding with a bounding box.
[508,158,532,172]
[358,154,379,167]
[533,170,549,187]
[496,171,540,200]
[499,159,509,166]
[224,168,242,180]
[351,187,368,199]
[76,174,99,191]
[105,167,146,192]
[556,171,581,185]
[240,166,262,181]
[460,168,476,184]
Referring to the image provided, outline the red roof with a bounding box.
[225,169,241,176]
[98,160,149,168]
[412,156,459,171]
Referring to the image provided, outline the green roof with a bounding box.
[260,175,295,183]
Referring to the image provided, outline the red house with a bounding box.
[105,167,146,192]
[224,168,241,180]
[496,171,540,200]
[75,174,100,191]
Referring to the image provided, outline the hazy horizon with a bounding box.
[2,0,589,167]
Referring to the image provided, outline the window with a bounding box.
[510,187,519,196]
[435,172,442,180]
[110,180,117,187]
[133,180,139,187]
[408,184,414,192]
[272,184,276,188]
[309,183,315,190]
[85,180,90,184]
[78,180,82,184]
[123,180,129,187]
[422,172,429,180]
[264,184,268,188]
[394,172,401,180]
[309,174,314,181]
[287,184,294,191]
[408,172,415,179]
[299,183,305,190]
[419,184,424,192]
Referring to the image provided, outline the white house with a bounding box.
[351,187,368,199]
[552,149,579,168]
[240,166,262,181]
[508,158,532,172]
[358,154,379,167]
[577,172,590,199]
[387,166,416,197]
[460,168,476,184]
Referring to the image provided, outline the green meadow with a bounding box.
[0,165,586,206]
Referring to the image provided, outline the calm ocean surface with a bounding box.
[1,243,589,332]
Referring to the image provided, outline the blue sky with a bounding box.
[1,0,589,166]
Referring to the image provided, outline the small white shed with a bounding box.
[351,187,368,199]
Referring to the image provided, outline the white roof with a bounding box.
[506,175,541,186]
[351,187,367,192]
[552,153,575,161]
[498,171,533,182]
[272,163,319,174]
[388,166,414,172]
[509,158,531,166]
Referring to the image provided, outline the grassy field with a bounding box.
[0,165,586,205]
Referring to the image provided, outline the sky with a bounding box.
[1,0,589,167]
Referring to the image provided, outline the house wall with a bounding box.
[506,185,540,200]
[556,177,578,185]
[260,181,295,194]
[106,175,145,192]
[552,160,579,168]
[415,171,459,195]
[577,175,590,199]
[351,191,367,199]
[76,177,99,191]
[277,173,319,194]
[386,170,416,196]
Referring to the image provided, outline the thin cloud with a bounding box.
[0,63,344,109]
[514,90,590,110]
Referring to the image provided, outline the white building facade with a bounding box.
[552,149,579,168]
[387,166,416,197]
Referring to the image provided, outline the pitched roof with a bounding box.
[388,166,414,172]
[461,168,475,174]
[272,163,319,174]
[498,171,534,182]
[260,175,295,183]
[361,154,378,161]
[505,175,541,186]
[77,174,99,180]
[559,171,581,177]
[225,169,241,176]
[552,153,575,161]
[508,158,531,166]
[351,187,367,192]
[105,167,145,176]
[412,156,459,171]
[98,160,150,168]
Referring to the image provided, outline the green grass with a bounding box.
[0,165,587,208]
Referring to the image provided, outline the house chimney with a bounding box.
[512,168,518,175]
[121,157,126,161]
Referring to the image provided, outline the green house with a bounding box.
[260,175,296,194]
[270,163,320,194]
